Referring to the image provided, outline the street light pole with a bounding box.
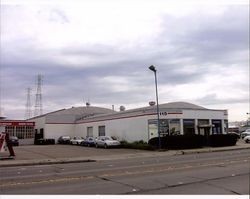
[149,65,161,149]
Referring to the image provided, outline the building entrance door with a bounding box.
[34,128,44,144]
[198,126,211,146]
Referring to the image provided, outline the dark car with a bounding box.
[81,137,95,147]
[57,136,71,144]
[8,136,19,146]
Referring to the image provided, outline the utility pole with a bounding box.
[34,74,43,117]
[25,87,32,119]
[149,65,161,149]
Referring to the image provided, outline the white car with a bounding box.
[95,136,120,148]
[241,129,250,139]
[243,135,250,143]
[70,137,85,145]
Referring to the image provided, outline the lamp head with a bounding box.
[149,65,156,72]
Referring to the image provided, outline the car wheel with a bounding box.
[104,144,108,149]
[245,139,249,143]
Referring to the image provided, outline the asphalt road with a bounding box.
[0,149,249,195]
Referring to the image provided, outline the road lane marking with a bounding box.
[1,158,249,188]
[0,176,95,187]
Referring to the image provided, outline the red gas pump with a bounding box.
[0,132,15,160]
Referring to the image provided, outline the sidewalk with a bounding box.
[1,141,250,168]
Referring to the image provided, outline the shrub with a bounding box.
[167,135,205,149]
[149,135,205,149]
[208,134,238,147]
[121,140,154,150]
[148,137,168,148]
[148,134,238,149]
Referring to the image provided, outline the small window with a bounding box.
[87,127,93,137]
[98,126,105,136]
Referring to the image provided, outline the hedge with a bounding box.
[148,134,238,149]
[120,140,154,150]
[208,134,238,147]
[148,135,205,149]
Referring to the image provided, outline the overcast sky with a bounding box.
[0,0,249,121]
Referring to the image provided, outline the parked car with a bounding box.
[57,136,71,144]
[35,138,55,145]
[243,135,250,143]
[95,136,120,148]
[241,129,250,139]
[70,137,85,145]
[8,136,19,146]
[81,137,95,147]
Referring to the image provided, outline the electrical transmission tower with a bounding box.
[25,87,32,119]
[34,74,43,117]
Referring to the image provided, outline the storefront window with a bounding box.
[183,119,195,135]
[169,119,181,135]
[4,125,34,139]
[159,119,169,136]
[148,119,170,139]
[198,119,210,136]
[212,120,222,134]
[148,120,158,139]
[224,120,228,134]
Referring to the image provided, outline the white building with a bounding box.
[28,102,228,144]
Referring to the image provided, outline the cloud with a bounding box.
[48,9,69,24]
[0,3,249,121]
[196,93,249,105]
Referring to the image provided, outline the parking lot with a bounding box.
[1,144,149,161]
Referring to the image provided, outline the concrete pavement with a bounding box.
[0,140,250,167]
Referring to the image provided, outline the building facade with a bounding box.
[28,102,228,144]
[0,120,35,145]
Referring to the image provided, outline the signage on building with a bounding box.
[0,121,35,126]
[160,111,183,116]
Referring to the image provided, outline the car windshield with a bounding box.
[104,137,113,140]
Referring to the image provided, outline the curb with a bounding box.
[176,145,250,155]
[0,145,249,168]
[0,159,96,168]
